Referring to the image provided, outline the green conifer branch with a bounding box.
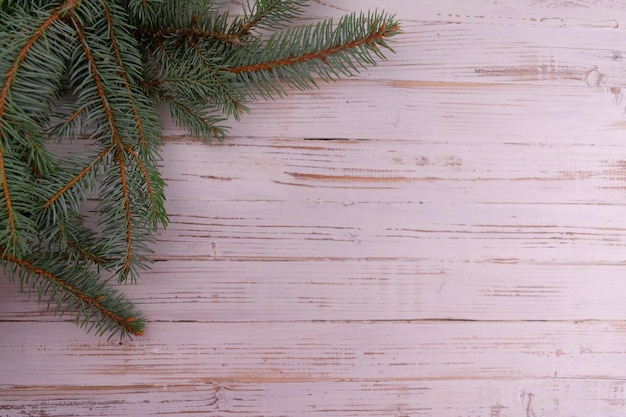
[145,81,228,143]
[236,0,309,36]
[227,11,401,98]
[43,217,115,269]
[43,146,111,211]
[0,2,76,256]
[145,26,244,46]
[1,0,400,340]
[0,247,145,337]
[135,2,241,46]
[123,144,167,230]
[70,3,164,282]
[188,39,248,118]
[103,2,150,150]
[66,237,112,266]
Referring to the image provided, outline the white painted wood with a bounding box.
[4,0,626,415]
[6,320,626,383]
[5,379,626,417]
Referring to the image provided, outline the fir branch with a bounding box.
[1,0,400,339]
[37,217,115,270]
[103,0,150,150]
[0,152,20,249]
[114,149,134,279]
[231,19,400,73]
[144,26,244,46]
[0,0,80,255]
[135,1,242,46]
[66,237,112,266]
[0,10,50,239]
[49,104,89,142]
[227,11,401,98]
[72,17,122,146]
[43,145,111,210]
[0,247,144,337]
[236,0,309,36]
[145,81,228,143]
[123,143,167,230]
[101,0,168,228]
[69,4,162,282]
[0,2,71,100]
[188,39,248,118]
[124,0,161,25]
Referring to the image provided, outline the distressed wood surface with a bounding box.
[4,1,626,415]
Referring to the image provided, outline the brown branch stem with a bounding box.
[139,27,243,46]
[0,247,142,336]
[228,22,400,74]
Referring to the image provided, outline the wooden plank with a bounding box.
[3,378,626,417]
[3,321,626,386]
[3,258,626,323]
[158,138,626,202]
[165,78,626,142]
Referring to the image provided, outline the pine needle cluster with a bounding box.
[0,0,400,339]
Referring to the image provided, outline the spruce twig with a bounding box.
[0,0,400,340]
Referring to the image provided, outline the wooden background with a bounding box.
[3,0,626,415]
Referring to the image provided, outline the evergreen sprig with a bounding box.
[0,0,400,339]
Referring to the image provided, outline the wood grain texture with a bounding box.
[4,0,626,415]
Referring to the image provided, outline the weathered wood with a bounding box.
[5,320,626,384]
[4,321,626,415]
[4,1,626,415]
[5,379,626,417]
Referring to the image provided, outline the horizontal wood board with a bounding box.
[4,0,626,415]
